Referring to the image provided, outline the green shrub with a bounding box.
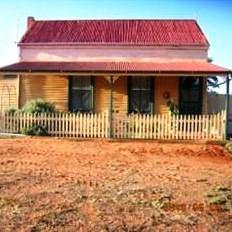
[21,99,57,114]
[5,108,18,114]
[19,99,56,136]
[21,124,48,136]
[205,186,232,211]
[167,98,179,115]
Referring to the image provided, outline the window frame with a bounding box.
[68,76,94,113]
[128,76,154,114]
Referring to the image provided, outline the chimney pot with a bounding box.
[27,16,35,30]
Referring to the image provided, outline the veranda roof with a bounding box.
[0,61,230,75]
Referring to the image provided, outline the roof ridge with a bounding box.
[35,18,197,22]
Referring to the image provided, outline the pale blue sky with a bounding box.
[0,0,231,92]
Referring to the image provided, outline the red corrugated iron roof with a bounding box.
[0,61,229,74]
[19,19,209,46]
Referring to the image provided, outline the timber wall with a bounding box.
[18,75,206,115]
[19,75,68,111]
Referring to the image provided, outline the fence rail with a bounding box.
[0,110,226,140]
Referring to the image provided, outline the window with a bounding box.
[128,76,154,114]
[69,77,94,112]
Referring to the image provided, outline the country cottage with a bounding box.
[0,17,230,139]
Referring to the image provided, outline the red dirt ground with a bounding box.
[0,137,232,231]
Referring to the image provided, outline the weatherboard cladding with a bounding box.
[20,20,209,46]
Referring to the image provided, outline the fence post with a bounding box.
[109,76,114,138]
[0,112,3,132]
[0,112,2,132]
[225,74,230,139]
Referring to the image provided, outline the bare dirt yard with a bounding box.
[0,137,232,231]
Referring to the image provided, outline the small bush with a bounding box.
[225,142,232,153]
[22,99,57,114]
[21,124,48,136]
[5,108,18,114]
[5,108,18,115]
[19,100,56,136]
[205,186,232,211]
[209,196,227,205]
[166,98,179,115]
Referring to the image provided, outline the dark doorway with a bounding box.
[179,77,203,115]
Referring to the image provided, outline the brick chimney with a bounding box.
[27,16,35,30]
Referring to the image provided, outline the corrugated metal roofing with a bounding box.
[0,61,229,74]
[20,19,209,46]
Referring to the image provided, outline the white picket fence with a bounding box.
[112,111,226,140]
[0,111,109,138]
[0,110,226,140]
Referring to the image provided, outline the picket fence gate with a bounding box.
[0,110,226,140]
